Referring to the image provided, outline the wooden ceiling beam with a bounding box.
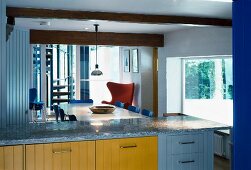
[30,30,164,47]
[7,7,232,26]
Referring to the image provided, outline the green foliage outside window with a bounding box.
[185,60,215,99]
[185,58,233,100]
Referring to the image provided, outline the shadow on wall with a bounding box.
[133,83,140,106]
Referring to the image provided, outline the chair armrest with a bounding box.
[101,100,112,104]
[31,101,44,106]
[36,101,44,104]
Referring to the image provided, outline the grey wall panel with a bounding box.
[0,1,2,126]
[165,27,232,58]
[6,29,30,125]
[0,3,30,127]
[0,0,7,128]
[26,31,31,123]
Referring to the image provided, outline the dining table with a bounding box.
[59,103,145,121]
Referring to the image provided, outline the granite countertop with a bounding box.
[0,116,230,146]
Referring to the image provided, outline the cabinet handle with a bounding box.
[179,141,195,145]
[53,149,72,154]
[179,160,195,164]
[120,145,137,149]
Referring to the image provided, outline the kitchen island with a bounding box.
[0,115,229,170]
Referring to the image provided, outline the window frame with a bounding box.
[181,55,232,112]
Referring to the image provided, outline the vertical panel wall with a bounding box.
[6,29,30,125]
[0,0,7,127]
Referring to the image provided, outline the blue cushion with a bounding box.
[128,105,140,113]
[70,99,93,103]
[83,99,94,103]
[70,100,83,103]
[142,109,154,117]
[115,101,125,108]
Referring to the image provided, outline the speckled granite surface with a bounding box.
[0,116,230,146]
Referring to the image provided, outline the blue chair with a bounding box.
[142,109,154,117]
[29,88,44,111]
[114,101,125,108]
[70,99,93,104]
[83,99,94,103]
[127,105,140,113]
[59,108,77,121]
[53,105,60,122]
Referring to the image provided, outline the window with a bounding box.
[32,45,41,100]
[80,46,120,103]
[32,44,76,108]
[183,56,233,125]
[185,58,233,100]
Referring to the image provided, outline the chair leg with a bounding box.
[42,105,47,122]
[32,105,37,123]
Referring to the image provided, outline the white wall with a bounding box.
[184,99,233,125]
[120,47,153,111]
[0,0,7,127]
[89,47,120,104]
[158,27,232,117]
[120,47,142,107]
[166,58,182,113]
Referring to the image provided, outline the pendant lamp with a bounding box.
[91,24,103,76]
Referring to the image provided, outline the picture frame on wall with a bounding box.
[124,49,130,72]
[132,49,139,73]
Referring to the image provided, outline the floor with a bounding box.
[214,155,230,170]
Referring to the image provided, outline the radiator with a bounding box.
[214,133,224,156]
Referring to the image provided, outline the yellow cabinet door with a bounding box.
[0,145,24,170]
[96,136,158,170]
[26,141,95,170]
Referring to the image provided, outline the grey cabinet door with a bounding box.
[166,153,203,170]
[170,134,204,154]
[158,131,213,170]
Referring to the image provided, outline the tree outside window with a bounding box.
[185,58,233,100]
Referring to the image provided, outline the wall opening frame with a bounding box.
[132,49,139,73]
[123,49,130,72]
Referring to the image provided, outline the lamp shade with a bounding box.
[91,64,103,76]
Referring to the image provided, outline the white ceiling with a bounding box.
[15,18,208,34]
[7,0,232,19]
[8,0,231,34]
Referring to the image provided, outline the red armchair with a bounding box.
[102,82,134,108]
